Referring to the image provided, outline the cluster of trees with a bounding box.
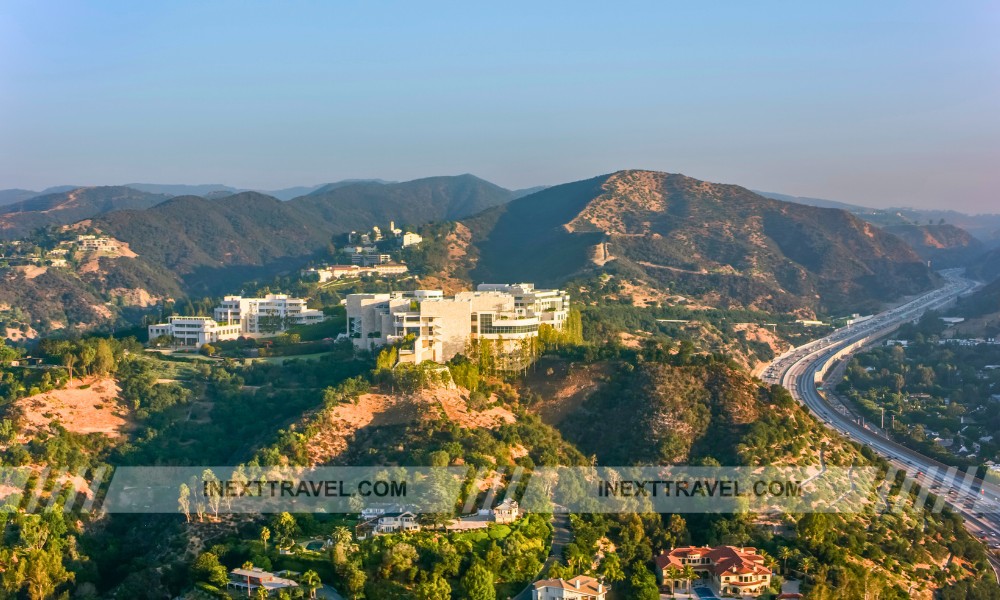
[38,336,142,382]
[0,509,77,599]
[344,514,550,599]
[840,339,1000,469]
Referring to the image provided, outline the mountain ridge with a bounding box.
[466,170,938,314]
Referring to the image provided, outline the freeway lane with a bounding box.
[764,270,1000,578]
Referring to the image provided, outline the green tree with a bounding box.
[415,574,451,600]
[599,552,625,583]
[301,570,321,599]
[260,526,271,553]
[681,564,696,592]
[799,556,816,583]
[629,567,660,600]
[462,561,496,600]
[778,546,794,575]
[192,552,228,587]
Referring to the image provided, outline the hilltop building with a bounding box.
[345,283,569,365]
[149,294,324,345]
[476,283,571,330]
[76,235,119,252]
[400,232,422,247]
[213,294,325,334]
[345,246,392,266]
[147,316,243,346]
[655,546,772,597]
[305,263,408,282]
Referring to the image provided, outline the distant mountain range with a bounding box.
[0,187,172,238]
[94,174,517,294]
[4,170,996,336]
[756,190,1000,243]
[0,185,78,207]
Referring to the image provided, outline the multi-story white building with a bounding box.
[345,284,568,365]
[76,235,119,252]
[345,246,391,266]
[476,283,571,330]
[305,263,408,282]
[400,232,423,247]
[213,294,325,335]
[148,316,243,347]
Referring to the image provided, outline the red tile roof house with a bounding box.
[531,575,609,599]
[227,567,298,597]
[655,546,773,597]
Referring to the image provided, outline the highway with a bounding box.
[763,269,1000,577]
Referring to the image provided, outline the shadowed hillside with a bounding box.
[290,174,514,227]
[92,175,519,295]
[883,223,983,268]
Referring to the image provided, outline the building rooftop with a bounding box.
[533,575,607,594]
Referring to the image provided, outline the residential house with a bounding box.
[655,546,773,597]
[492,499,520,524]
[532,576,609,600]
[76,235,119,252]
[355,511,420,540]
[227,567,298,597]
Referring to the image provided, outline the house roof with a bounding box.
[655,546,771,577]
[533,575,607,594]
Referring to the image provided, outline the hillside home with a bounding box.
[227,567,298,597]
[655,546,772,597]
[491,498,520,524]
[346,284,569,366]
[76,235,119,252]
[355,511,420,539]
[532,575,609,600]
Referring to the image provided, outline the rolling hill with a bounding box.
[0,186,171,238]
[968,246,1000,283]
[91,175,521,295]
[757,190,1000,244]
[467,170,938,314]
[882,223,983,268]
[290,174,514,227]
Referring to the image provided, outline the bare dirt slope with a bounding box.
[16,376,130,438]
[307,385,515,465]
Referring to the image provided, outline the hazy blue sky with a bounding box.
[1,1,997,211]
